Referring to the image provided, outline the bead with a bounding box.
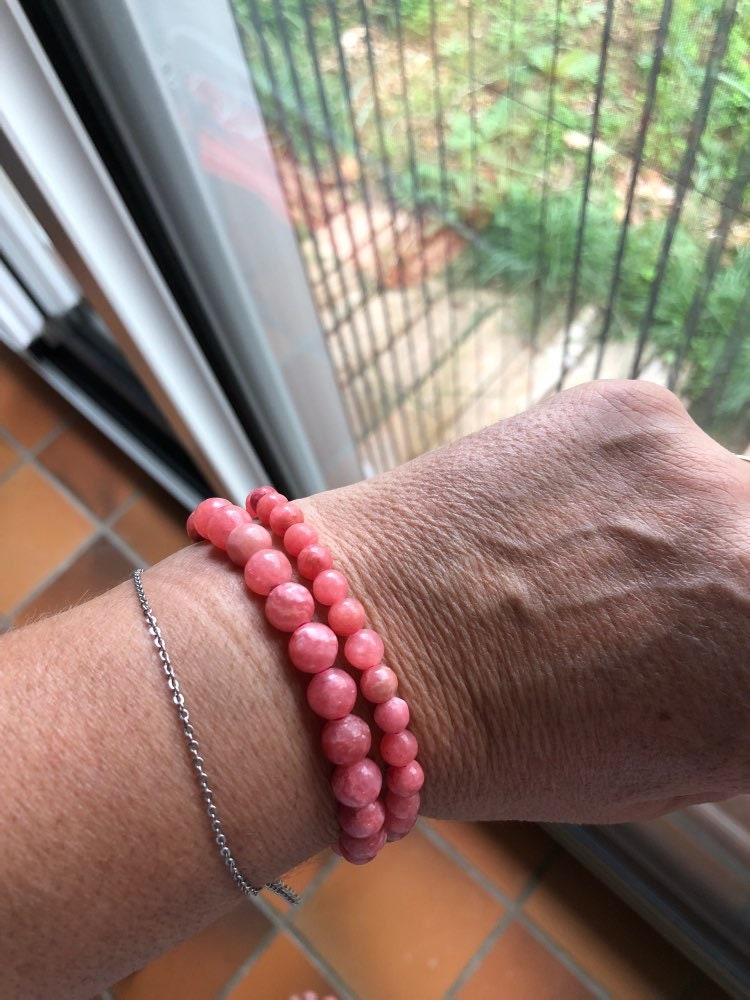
[321,714,372,765]
[265,582,315,632]
[328,597,365,636]
[380,729,418,766]
[269,501,304,536]
[385,790,421,820]
[313,569,349,606]
[283,522,318,557]
[193,497,230,536]
[338,798,385,838]
[345,628,385,670]
[243,548,292,596]
[185,511,202,542]
[206,504,251,550]
[386,760,424,796]
[360,664,398,703]
[374,696,410,734]
[339,828,387,860]
[306,668,357,719]
[297,543,333,580]
[337,843,379,865]
[385,811,417,837]
[226,522,272,566]
[246,486,274,515]
[288,622,339,673]
[255,490,287,526]
[332,758,383,808]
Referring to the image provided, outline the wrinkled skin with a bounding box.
[304,380,750,824]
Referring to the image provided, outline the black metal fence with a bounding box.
[232,0,750,471]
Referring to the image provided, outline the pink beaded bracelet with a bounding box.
[188,489,423,865]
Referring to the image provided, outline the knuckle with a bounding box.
[571,379,689,423]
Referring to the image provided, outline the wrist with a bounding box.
[144,543,337,887]
[297,485,496,821]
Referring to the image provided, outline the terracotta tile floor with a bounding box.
[0,348,728,999]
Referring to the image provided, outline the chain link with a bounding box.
[131,569,299,906]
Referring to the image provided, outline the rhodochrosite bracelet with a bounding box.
[187,489,423,866]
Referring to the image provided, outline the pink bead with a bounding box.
[385,790,421,819]
[339,828,387,860]
[255,490,287,526]
[338,798,385,838]
[345,629,385,670]
[332,758,383,808]
[380,730,418,766]
[193,497,230,536]
[374,696,410,734]
[269,501,304,536]
[386,760,424,797]
[226,522,272,566]
[288,622,339,673]
[312,569,349,606]
[186,511,202,542]
[385,811,417,837]
[297,543,333,580]
[321,714,372,765]
[360,664,398,703]
[283,522,318,557]
[265,582,315,632]
[337,842,381,865]
[327,597,365,636]
[206,504,251,550]
[306,668,357,719]
[243,548,292,596]
[246,486,274,515]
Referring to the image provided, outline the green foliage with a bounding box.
[232,0,750,441]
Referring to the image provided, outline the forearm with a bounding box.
[0,481,484,999]
[1,538,339,998]
[4,379,749,997]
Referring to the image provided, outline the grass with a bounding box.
[233,0,750,442]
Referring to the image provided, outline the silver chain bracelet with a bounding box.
[131,569,299,905]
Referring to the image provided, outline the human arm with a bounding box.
[2,379,749,998]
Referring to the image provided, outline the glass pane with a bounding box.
[231,0,750,467]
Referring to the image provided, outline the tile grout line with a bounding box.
[2,424,175,623]
[443,839,561,1000]
[5,482,147,626]
[0,420,162,566]
[443,909,518,1000]
[442,840,561,1000]
[422,824,610,999]
[417,820,517,909]
[28,416,71,456]
[216,853,342,999]
[213,918,281,1000]
[0,416,71,488]
[516,914,612,1000]
[272,853,360,1000]
[0,415,69,461]
[277,921,358,1000]
[217,864,357,1000]
[274,852,342,931]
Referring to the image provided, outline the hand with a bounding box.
[303,380,750,824]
